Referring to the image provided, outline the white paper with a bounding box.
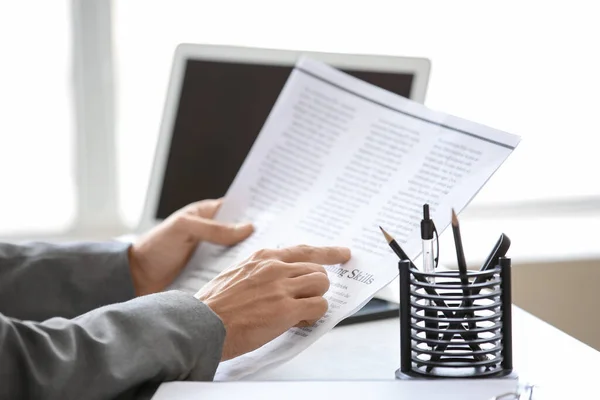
[169,57,520,380]
[215,250,397,380]
[152,380,519,400]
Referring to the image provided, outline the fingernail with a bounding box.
[235,223,254,231]
[340,247,351,259]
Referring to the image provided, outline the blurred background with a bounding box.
[1,1,598,348]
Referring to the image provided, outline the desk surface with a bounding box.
[250,306,598,395]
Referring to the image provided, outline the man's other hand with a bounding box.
[128,198,254,296]
[195,245,351,361]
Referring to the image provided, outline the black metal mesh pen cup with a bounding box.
[395,257,514,380]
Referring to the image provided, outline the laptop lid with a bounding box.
[138,44,430,230]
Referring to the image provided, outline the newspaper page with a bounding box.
[168,57,520,380]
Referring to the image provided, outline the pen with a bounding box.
[455,233,511,312]
[472,233,511,288]
[451,209,470,291]
[380,225,487,361]
[421,204,438,341]
[451,209,473,326]
[421,204,436,276]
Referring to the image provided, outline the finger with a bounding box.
[273,245,351,265]
[184,198,223,219]
[182,215,254,245]
[288,272,330,298]
[294,297,329,325]
[280,262,327,278]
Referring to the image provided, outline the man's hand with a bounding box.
[195,245,351,361]
[128,199,254,296]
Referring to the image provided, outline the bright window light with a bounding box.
[0,1,75,235]
[114,1,598,227]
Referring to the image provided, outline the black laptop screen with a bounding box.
[156,59,414,219]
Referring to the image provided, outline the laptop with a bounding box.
[137,44,431,323]
[138,43,430,231]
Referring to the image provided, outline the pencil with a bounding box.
[379,226,417,269]
[380,225,438,343]
[381,224,483,357]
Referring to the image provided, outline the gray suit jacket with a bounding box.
[0,242,226,400]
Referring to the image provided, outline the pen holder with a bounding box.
[395,257,514,380]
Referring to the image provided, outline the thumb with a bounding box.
[182,215,254,246]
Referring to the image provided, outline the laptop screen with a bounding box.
[156,59,414,219]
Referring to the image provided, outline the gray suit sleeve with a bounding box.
[0,291,226,400]
[0,241,135,321]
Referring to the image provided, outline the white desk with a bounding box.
[248,306,598,397]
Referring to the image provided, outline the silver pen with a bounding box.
[421,204,437,342]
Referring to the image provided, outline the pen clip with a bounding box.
[433,221,439,269]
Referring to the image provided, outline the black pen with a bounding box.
[451,209,470,293]
[455,233,511,313]
[451,209,473,329]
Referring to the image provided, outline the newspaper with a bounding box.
[170,57,520,380]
